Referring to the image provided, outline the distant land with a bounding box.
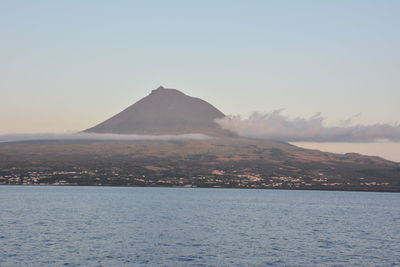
[1,87,399,192]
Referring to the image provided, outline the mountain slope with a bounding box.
[0,137,399,191]
[85,86,231,136]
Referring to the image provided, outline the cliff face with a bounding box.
[85,86,232,136]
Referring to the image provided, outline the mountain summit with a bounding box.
[85,86,232,136]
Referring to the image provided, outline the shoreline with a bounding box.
[1,184,399,193]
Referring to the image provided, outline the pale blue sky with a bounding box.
[1,0,399,134]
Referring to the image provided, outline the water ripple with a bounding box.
[0,186,399,266]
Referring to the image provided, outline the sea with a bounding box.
[0,186,399,267]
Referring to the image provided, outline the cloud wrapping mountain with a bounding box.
[215,111,400,142]
[0,133,211,143]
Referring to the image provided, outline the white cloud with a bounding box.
[216,111,400,142]
[0,132,211,143]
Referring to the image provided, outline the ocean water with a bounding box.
[0,186,399,267]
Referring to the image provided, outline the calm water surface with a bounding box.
[0,186,399,266]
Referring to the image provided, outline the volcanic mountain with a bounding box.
[1,86,399,191]
[85,86,232,136]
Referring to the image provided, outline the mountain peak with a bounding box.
[151,86,184,96]
[85,86,233,136]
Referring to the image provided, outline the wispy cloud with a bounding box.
[215,111,400,142]
[0,132,211,143]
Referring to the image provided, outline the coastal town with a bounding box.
[0,165,393,191]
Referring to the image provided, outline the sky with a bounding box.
[1,1,399,160]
